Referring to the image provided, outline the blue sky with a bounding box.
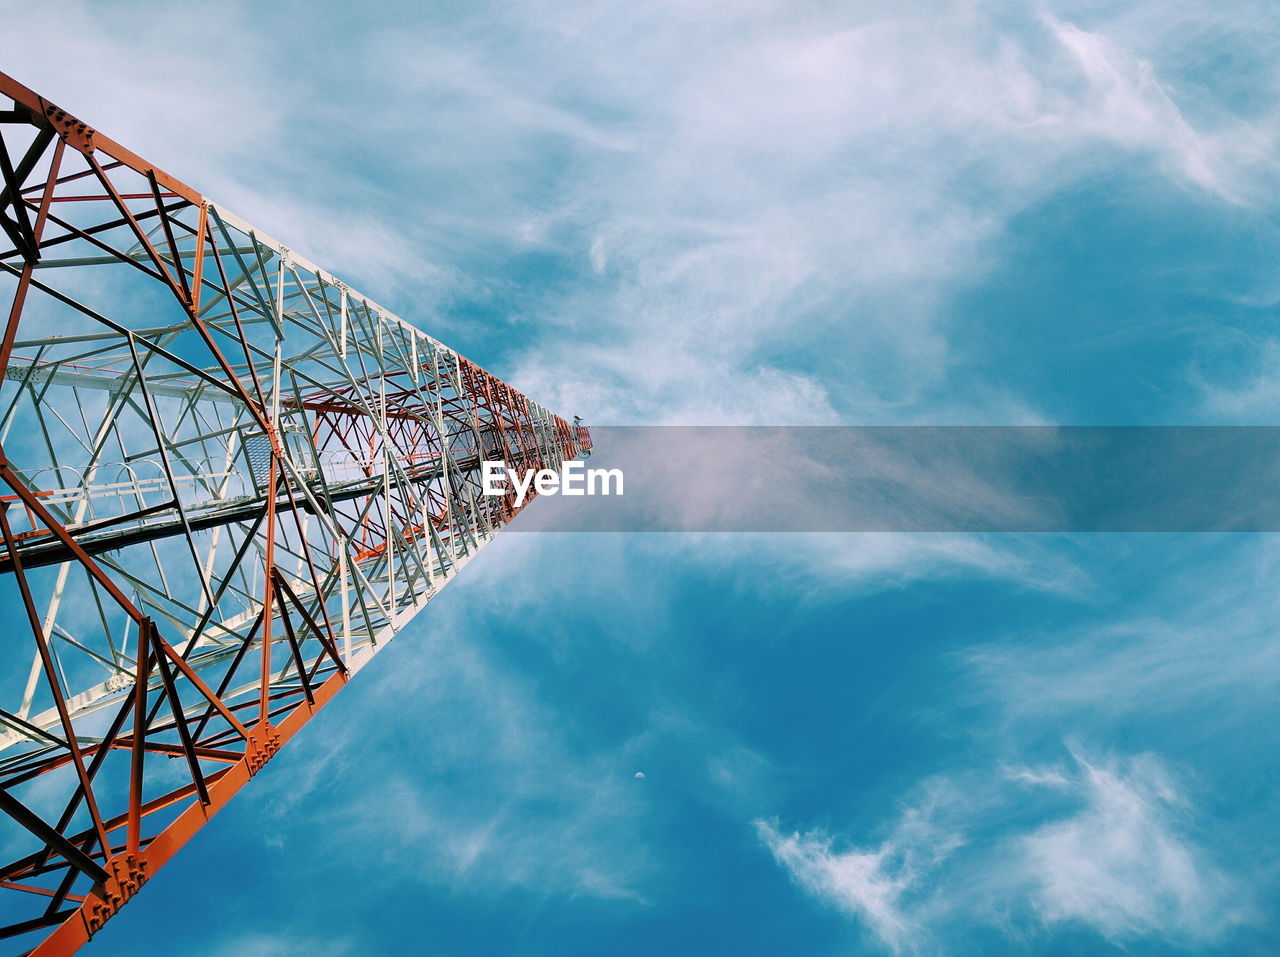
[3,1,1280,953]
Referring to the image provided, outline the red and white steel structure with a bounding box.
[0,71,591,954]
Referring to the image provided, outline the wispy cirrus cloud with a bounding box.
[758,747,1246,954]
[756,777,965,955]
[1198,338,1280,423]
[1041,14,1269,204]
[756,534,1280,954]
[5,1,1271,424]
[701,532,1087,602]
[250,610,655,904]
[483,2,1274,424]
[1019,750,1243,943]
[756,821,917,954]
[962,536,1280,734]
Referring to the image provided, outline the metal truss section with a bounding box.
[0,71,592,954]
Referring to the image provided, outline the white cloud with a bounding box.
[1003,764,1071,789]
[963,537,1280,727]
[1020,751,1242,944]
[2,1,1269,425]
[757,820,919,954]
[1198,338,1280,422]
[248,597,655,904]
[489,3,1272,424]
[1042,15,1257,202]
[703,532,1087,601]
[0,2,455,302]
[757,749,1246,953]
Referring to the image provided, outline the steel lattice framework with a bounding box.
[0,72,591,954]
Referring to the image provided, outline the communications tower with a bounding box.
[0,72,591,954]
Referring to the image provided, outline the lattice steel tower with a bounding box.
[0,72,591,954]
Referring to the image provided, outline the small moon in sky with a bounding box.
[634,771,646,779]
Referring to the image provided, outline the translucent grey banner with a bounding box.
[507,427,1280,532]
